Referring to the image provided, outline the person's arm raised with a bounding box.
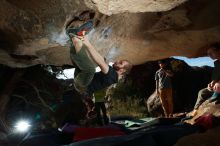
[83,36,109,74]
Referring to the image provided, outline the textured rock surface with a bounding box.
[87,0,187,15]
[184,101,220,125]
[178,97,220,146]
[0,0,220,67]
[0,0,88,67]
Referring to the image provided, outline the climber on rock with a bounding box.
[65,12,132,97]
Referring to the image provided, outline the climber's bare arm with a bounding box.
[83,36,109,74]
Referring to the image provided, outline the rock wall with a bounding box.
[176,100,220,146]
[87,0,187,15]
[0,0,220,67]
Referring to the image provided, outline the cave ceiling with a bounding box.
[0,0,220,67]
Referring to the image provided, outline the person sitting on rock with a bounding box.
[66,12,132,97]
[190,43,220,116]
[155,59,174,118]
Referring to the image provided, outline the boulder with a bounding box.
[1,0,220,67]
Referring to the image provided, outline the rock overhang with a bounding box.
[0,0,220,67]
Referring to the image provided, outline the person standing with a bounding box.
[93,89,109,125]
[155,59,174,118]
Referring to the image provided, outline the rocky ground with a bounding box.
[176,101,220,146]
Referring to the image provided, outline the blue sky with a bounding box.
[173,56,214,67]
[57,57,214,79]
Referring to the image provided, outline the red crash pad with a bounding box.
[74,127,126,141]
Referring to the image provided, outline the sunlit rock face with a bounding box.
[0,0,87,67]
[91,0,220,65]
[0,0,220,67]
[87,0,187,15]
[184,101,220,125]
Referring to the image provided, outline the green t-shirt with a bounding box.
[94,89,107,103]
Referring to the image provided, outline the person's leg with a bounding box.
[166,88,173,117]
[188,88,213,117]
[100,102,109,125]
[159,89,169,117]
[194,88,213,109]
[70,46,96,93]
[94,102,103,125]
